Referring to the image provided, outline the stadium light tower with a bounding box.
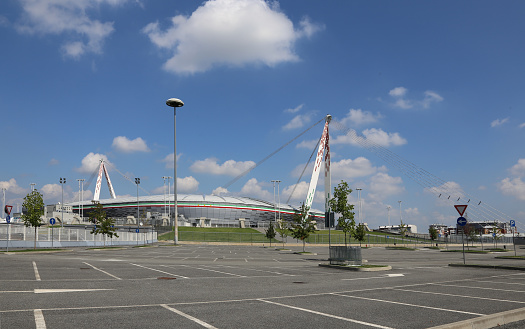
[60,178,66,227]
[166,98,184,245]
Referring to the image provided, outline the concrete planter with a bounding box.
[329,246,362,265]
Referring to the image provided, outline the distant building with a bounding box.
[377,224,417,234]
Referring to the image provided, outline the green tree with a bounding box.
[328,181,355,246]
[354,223,367,246]
[88,201,118,247]
[289,203,317,252]
[399,220,408,246]
[275,220,289,249]
[22,189,45,249]
[429,226,438,242]
[265,221,276,247]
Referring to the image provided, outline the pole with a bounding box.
[135,178,140,245]
[173,107,178,245]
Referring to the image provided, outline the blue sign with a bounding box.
[136,228,140,233]
[457,217,467,226]
[493,233,497,237]
[6,215,10,223]
[50,218,56,225]
[511,220,516,227]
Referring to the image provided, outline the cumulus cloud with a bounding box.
[41,183,63,201]
[367,172,404,201]
[0,178,26,195]
[498,159,525,200]
[161,153,181,169]
[142,0,323,74]
[510,159,525,177]
[190,158,255,176]
[331,128,407,148]
[331,157,385,182]
[240,178,272,200]
[491,117,510,127]
[519,122,525,129]
[16,0,129,58]
[75,152,112,174]
[177,176,199,193]
[112,136,150,153]
[212,186,229,196]
[340,109,382,127]
[388,87,443,110]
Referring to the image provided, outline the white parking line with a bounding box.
[394,288,525,304]
[32,261,41,281]
[34,309,46,329]
[259,299,394,329]
[130,263,189,279]
[331,293,484,316]
[83,262,122,280]
[182,265,246,277]
[161,304,218,328]
[432,283,525,293]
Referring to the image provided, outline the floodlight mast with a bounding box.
[166,98,184,245]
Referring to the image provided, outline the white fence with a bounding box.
[0,224,157,249]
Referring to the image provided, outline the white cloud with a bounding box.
[491,117,510,127]
[177,176,199,193]
[75,152,111,174]
[212,186,229,196]
[510,159,525,177]
[388,87,443,110]
[142,0,323,74]
[282,181,309,203]
[362,128,407,147]
[285,104,304,114]
[16,0,129,58]
[190,158,255,176]
[161,153,181,169]
[340,109,382,127]
[498,177,525,201]
[41,183,62,201]
[368,172,404,201]
[282,113,314,131]
[330,157,384,182]
[0,178,26,195]
[519,122,525,129]
[240,178,272,200]
[331,128,406,148]
[296,139,319,150]
[112,136,150,153]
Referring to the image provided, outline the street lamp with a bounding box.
[166,97,184,245]
[135,178,140,228]
[60,178,66,227]
[162,176,168,219]
[77,179,85,222]
[356,188,362,224]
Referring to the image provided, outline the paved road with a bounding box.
[1,244,525,328]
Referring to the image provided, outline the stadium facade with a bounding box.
[70,194,325,228]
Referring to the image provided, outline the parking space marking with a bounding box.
[259,299,394,329]
[433,283,525,293]
[130,263,189,279]
[394,288,525,304]
[32,261,41,281]
[82,262,122,280]
[34,309,46,329]
[331,293,484,316]
[207,264,295,276]
[161,304,218,329]
[181,265,246,277]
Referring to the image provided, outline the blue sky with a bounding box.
[1,0,524,230]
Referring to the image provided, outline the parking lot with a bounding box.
[2,244,525,328]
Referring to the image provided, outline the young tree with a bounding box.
[88,201,118,247]
[354,223,367,246]
[22,189,45,249]
[265,221,276,247]
[429,226,438,242]
[275,220,289,249]
[289,203,317,252]
[328,181,355,246]
[399,220,408,246]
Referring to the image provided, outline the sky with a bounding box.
[1,0,524,230]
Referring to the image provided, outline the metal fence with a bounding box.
[0,224,157,249]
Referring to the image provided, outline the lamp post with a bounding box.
[356,188,362,224]
[167,176,172,222]
[135,178,140,226]
[60,178,66,227]
[30,183,36,192]
[162,176,168,219]
[77,179,84,222]
[1,188,5,218]
[271,180,281,224]
[166,98,184,245]
[387,205,391,227]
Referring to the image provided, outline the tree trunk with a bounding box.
[34,226,37,250]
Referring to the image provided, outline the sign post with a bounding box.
[50,218,56,248]
[455,204,468,265]
[511,220,516,256]
[6,215,10,252]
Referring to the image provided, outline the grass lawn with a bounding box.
[159,227,280,244]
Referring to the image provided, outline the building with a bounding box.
[67,194,325,228]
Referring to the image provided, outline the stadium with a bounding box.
[71,194,325,228]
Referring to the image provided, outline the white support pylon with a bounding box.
[305,114,331,213]
[93,160,117,200]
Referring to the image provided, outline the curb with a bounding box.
[428,306,525,329]
[318,264,392,271]
[449,263,525,271]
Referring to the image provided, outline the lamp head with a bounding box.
[166,98,184,108]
